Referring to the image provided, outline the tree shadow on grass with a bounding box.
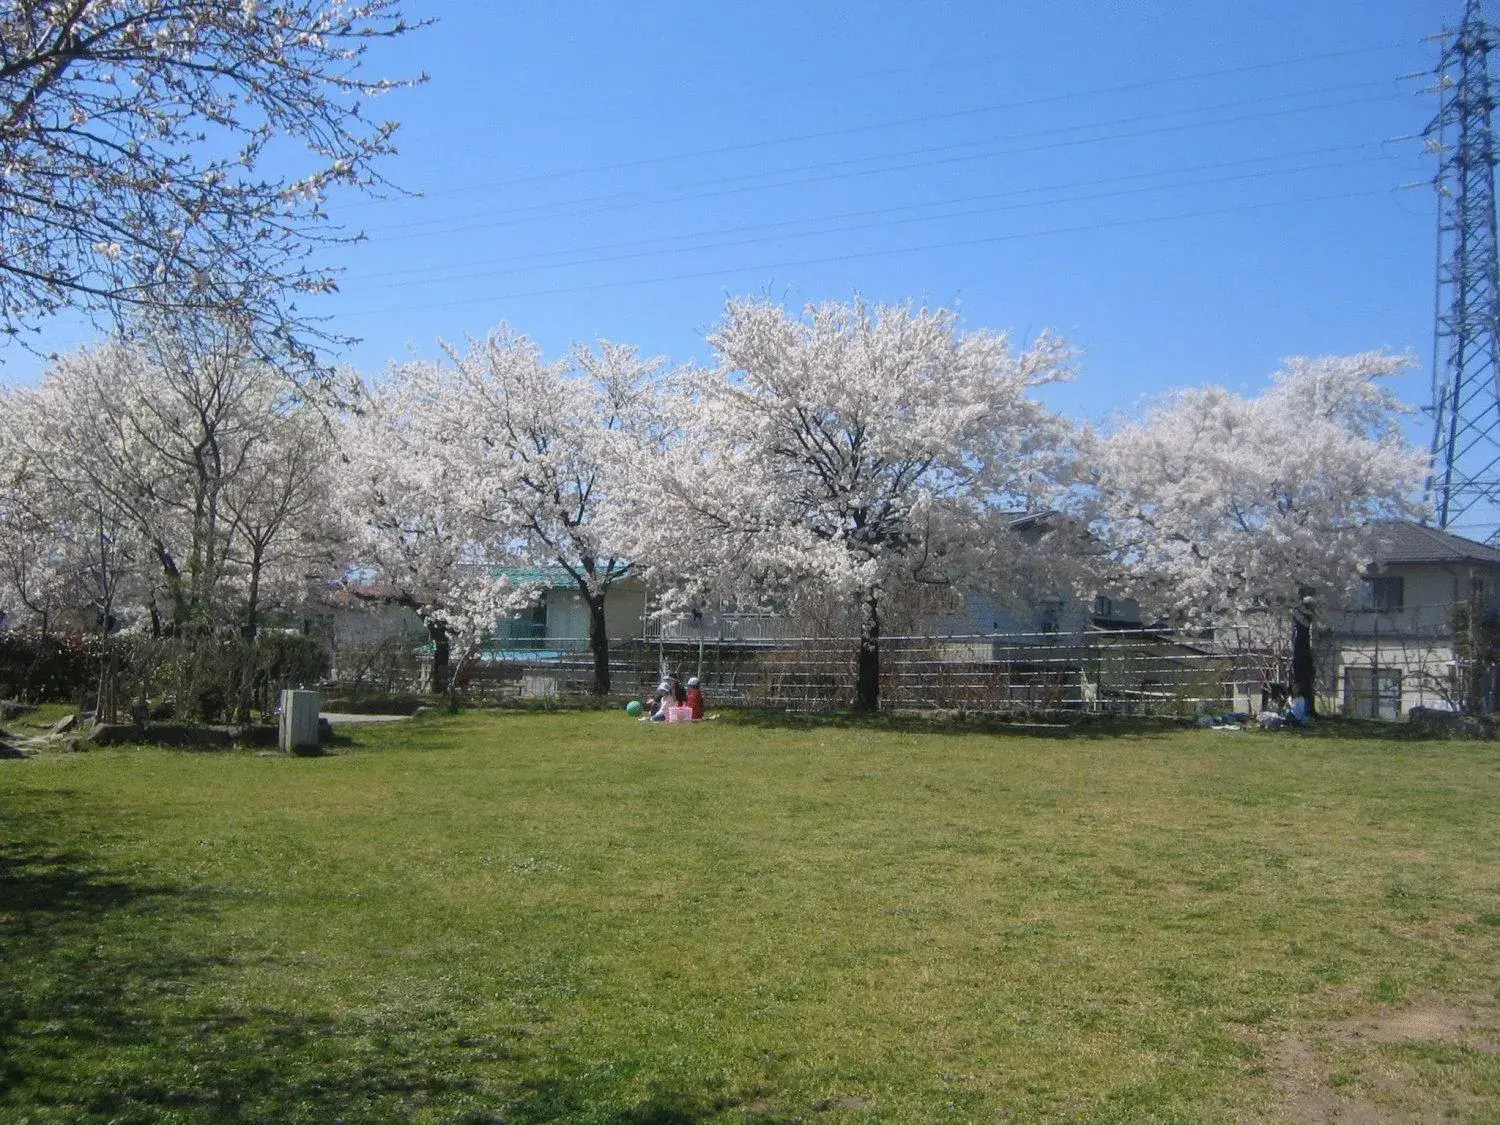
[1277,714,1493,743]
[0,839,746,1123]
[0,846,186,930]
[0,843,501,1120]
[724,708,1499,745]
[721,707,1192,741]
[0,839,211,1106]
[504,1078,746,1124]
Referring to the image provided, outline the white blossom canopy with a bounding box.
[0,0,420,370]
[1,329,340,634]
[629,296,1078,621]
[1088,351,1428,626]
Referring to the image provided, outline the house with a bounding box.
[309,568,649,695]
[469,566,648,696]
[483,566,646,650]
[1326,520,1500,717]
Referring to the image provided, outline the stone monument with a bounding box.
[279,689,321,754]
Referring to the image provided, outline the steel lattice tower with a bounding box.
[1428,0,1500,539]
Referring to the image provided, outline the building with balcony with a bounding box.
[1327,521,1500,717]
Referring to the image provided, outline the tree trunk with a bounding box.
[242,556,262,640]
[588,593,611,695]
[446,639,474,709]
[854,592,881,713]
[1291,597,1316,716]
[96,636,119,724]
[232,639,257,723]
[428,620,450,696]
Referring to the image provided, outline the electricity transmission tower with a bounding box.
[1427,0,1500,540]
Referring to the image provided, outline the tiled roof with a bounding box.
[313,581,414,607]
[1370,520,1500,566]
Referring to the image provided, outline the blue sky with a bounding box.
[7,0,1444,428]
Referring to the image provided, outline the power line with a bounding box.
[344,155,1390,295]
[376,41,1411,200]
[399,9,1400,144]
[364,89,1405,243]
[339,187,1392,321]
[367,81,1395,237]
[356,142,1387,284]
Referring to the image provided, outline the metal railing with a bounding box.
[323,606,1500,718]
[648,612,798,645]
[325,627,1275,714]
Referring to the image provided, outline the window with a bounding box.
[495,599,548,641]
[1360,576,1404,612]
[1344,666,1402,719]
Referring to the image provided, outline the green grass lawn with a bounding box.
[3,712,1498,1123]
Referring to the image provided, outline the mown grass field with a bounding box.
[2,711,1498,1122]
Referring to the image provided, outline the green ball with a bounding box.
[625,700,643,717]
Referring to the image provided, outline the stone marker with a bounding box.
[279,690,321,754]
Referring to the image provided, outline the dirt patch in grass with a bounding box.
[1265,1035,1362,1124]
[1249,1002,1500,1123]
[1331,1003,1498,1050]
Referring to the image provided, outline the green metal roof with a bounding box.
[492,565,574,587]
[490,564,636,588]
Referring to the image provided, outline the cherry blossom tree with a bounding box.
[0,0,421,370]
[336,375,541,695]
[629,296,1077,713]
[10,326,294,632]
[0,440,70,634]
[1087,352,1428,711]
[4,347,163,648]
[5,320,343,641]
[1,381,149,718]
[221,406,341,639]
[4,325,350,717]
[351,330,664,695]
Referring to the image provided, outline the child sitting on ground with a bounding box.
[639,682,673,722]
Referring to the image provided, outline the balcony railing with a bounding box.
[647,613,798,644]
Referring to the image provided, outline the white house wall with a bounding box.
[544,584,648,641]
[1334,638,1455,714]
[326,603,428,647]
[1326,561,1500,716]
[922,589,1092,638]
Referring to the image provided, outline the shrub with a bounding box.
[0,632,100,702]
[257,633,331,695]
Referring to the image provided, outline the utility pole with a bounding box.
[1427,0,1500,541]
